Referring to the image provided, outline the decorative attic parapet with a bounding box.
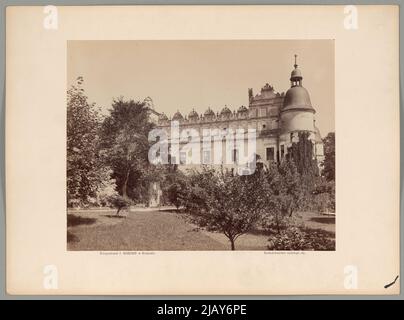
[160,105,260,125]
[157,82,286,125]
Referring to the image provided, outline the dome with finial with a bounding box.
[238,105,248,113]
[204,107,215,116]
[282,55,315,114]
[282,87,314,112]
[290,68,302,80]
[220,106,232,116]
[188,109,199,119]
[290,54,303,82]
[158,113,168,121]
[172,110,184,121]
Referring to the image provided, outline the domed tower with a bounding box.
[280,55,316,134]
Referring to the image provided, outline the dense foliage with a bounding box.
[67,80,162,207]
[180,167,269,250]
[260,161,304,234]
[99,98,155,201]
[67,77,105,207]
[108,195,132,215]
[322,132,335,182]
[172,133,336,250]
[268,227,335,251]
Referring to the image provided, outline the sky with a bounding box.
[67,40,335,136]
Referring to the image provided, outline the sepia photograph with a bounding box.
[4,4,400,296]
[67,40,335,251]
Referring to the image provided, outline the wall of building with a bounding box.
[280,110,315,133]
[154,82,323,172]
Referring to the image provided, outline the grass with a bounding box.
[67,210,227,251]
[67,214,97,227]
[67,209,335,251]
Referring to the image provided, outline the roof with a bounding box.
[188,109,199,119]
[172,111,184,120]
[238,105,248,113]
[282,86,315,113]
[290,67,302,80]
[220,106,232,115]
[204,108,215,116]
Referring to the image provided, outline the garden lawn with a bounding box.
[67,209,228,251]
[67,209,335,251]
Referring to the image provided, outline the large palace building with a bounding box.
[150,56,324,171]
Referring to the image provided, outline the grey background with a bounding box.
[0,0,402,300]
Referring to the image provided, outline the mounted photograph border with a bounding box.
[0,0,402,299]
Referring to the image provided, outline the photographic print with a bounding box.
[6,5,398,295]
[67,40,335,251]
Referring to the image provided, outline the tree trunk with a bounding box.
[116,207,121,216]
[229,238,236,251]
[122,168,130,199]
[276,217,280,234]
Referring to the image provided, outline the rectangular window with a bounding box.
[269,108,278,117]
[249,109,258,118]
[280,145,285,159]
[266,147,275,161]
[203,150,211,164]
[232,149,239,163]
[180,151,187,164]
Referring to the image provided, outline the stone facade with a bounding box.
[151,57,324,171]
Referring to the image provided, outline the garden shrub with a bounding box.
[108,195,132,215]
[268,226,335,251]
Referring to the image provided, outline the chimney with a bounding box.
[248,88,253,101]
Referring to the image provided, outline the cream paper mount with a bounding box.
[5,5,399,295]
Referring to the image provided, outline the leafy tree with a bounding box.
[322,132,335,181]
[99,98,155,201]
[108,195,132,215]
[164,170,188,210]
[261,160,305,233]
[287,131,319,178]
[275,160,305,217]
[67,77,104,206]
[95,169,119,207]
[167,184,183,210]
[182,167,269,250]
[311,176,335,213]
[285,131,325,212]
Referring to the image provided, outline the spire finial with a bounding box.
[294,54,298,69]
